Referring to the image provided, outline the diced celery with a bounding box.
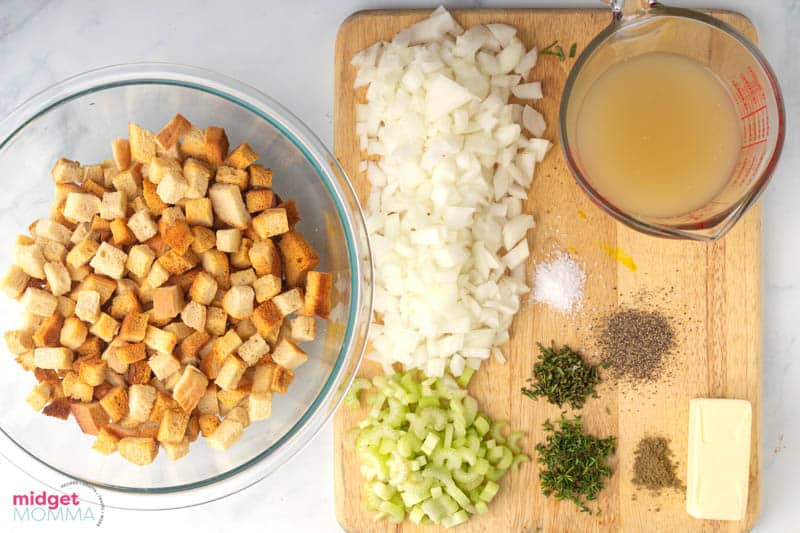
[511,453,530,470]
[496,447,513,470]
[370,481,396,501]
[431,485,443,498]
[507,431,525,453]
[379,438,397,455]
[421,432,440,456]
[474,414,491,437]
[442,509,470,528]
[490,420,507,444]
[409,505,426,524]
[456,365,475,387]
[444,424,454,448]
[344,377,372,408]
[475,501,489,515]
[487,445,505,465]
[479,480,500,502]
[485,467,507,482]
[376,498,405,523]
[398,432,421,458]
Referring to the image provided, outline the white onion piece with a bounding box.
[486,23,517,47]
[514,48,538,79]
[512,81,543,100]
[523,105,547,137]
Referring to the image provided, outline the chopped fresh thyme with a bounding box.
[521,342,604,409]
[535,416,616,513]
[540,40,578,62]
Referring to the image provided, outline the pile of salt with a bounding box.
[532,252,586,313]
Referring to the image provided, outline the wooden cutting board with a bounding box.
[333,9,761,533]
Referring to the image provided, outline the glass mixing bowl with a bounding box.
[0,63,372,509]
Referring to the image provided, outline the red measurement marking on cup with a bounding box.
[729,67,769,187]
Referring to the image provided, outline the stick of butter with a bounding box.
[686,398,752,521]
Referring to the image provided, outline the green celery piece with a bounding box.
[479,480,500,502]
[344,377,372,408]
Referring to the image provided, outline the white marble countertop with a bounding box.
[0,1,797,531]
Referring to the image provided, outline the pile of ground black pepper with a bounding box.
[598,308,675,382]
[632,436,684,493]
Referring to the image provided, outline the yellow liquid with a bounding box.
[576,52,741,218]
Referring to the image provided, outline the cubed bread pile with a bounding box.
[1,114,332,465]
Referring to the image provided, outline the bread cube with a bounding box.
[230,268,257,287]
[200,249,229,284]
[272,338,307,370]
[127,209,158,242]
[215,166,248,190]
[36,237,68,264]
[2,265,30,299]
[111,138,131,170]
[249,391,273,421]
[125,244,155,279]
[40,262,70,297]
[225,405,249,427]
[148,156,182,184]
[127,384,156,424]
[224,142,259,169]
[26,382,53,412]
[230,239,252,271]
[188,270,218,305]
[100,191,127,220]
[78,273,117,304]
[191,226,216,254]
[252,208,289,240]
[56,295,76,318]
[60,316,88,350]
[66,237,99,270]
[51,157,82,183]
[249,240,282,278]
[251,300,282,338]
[78,357,107,387]
[245,188,274,213]
[5,329,34,354]
[273,288,304,316]
[71,401,109,435]
[183,158,211,199]
[34,219,72,244]
[288,315,316,343]
[158,249,198,275]
[207,418,243,451]
[216,228,242,253]
[271,365,295,394]
[279,232,320,287]
[118,437,158,465]
[157,408,189,444]
[217,389,248,414]
[148,352,180,382]
[204,126,229,164]
[14,242,46,279]
[112,168,142,200]
[145,261,170,290]
[214,329,243,359]
[89,242,127,280]
[215,355,247,391]
[32,313,63,347]
[202,305,225,336]
[198,413,221,437]
[172,365,209,413]
[304,271,332,319]
[155,113,191,150]
[62,371,93,402]
[42,397,72,419]
[251,364,275,394]
[185,198,214,227]
[90,313,120,342]
[128,122,156,164]
[108,218,135,247]
[63,192,102,223]
[156,171,188,204]
[99,386,128,422]
[237,333,269,366]
[144,325,178,354]
[181,300,207,331]
[248,164,273,188]
[222,285,254,320]
[118,310,149,343]
[178,330,211,364]
[114,342,146,364]
[92,427,120,456]
[208,183,250,229]
[21,287,57,317]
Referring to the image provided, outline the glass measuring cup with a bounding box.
[560,0,785,240]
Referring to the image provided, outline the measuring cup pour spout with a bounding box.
[608,0,657,20]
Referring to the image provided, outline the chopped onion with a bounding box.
[512,81,543,100]
[522,105,547,137]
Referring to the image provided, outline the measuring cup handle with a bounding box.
[607,0,658,20]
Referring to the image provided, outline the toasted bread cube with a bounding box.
[103,166,120,188]
[118,437,158,465]
[251,300,282,338]
[288,315,316,343]
[217,389,248,414]
[42,397,72,419]
[69,222,91,245]
[144,325,178,355]
[112,168,142,200]
[82,178,107,198]
[161,220,194,255]
[202,306,225,336]
[252,364,275,393]
[230,239,252,271]
[148,156,182,184]
[62,371,93,402]
[157,408,189,444]
[127,384,156,424]
[21,287,58,317]
[216,228,241,253]
[222,285,254,320]
[109,290,141,319]
[2,265,30,299]
[51,157,82,183]
[81,163,105,182]
[78,273,116,304]
[152,285,184,321]
[184,198,214,228]
[249,240,282,278]
[99,385,128,422]
[272,339,307,370]
[89,242,127,280]
[148,351,181,382]
[77,336,103,360]
[208,183,250,229]
[26,382,53,411]
[200,249,229,284]
[108,219,135,247]
[271,365,295,394]
[179,126,206,160]
[248,164,273,188]
[155,113,191,150]
[111,138,131,170]
[214,329,243,359]
[245,189,274,214]
[100,191,127,220]
[117,311,148,343]
[215,165,248,190]
[304,271,332,318]
[92,427,120,455]
[71,401,108,435]
[79,357,107,386]
[237,333,269,366]
[128,123,157,164]
[172,365,209,413]
[182,158,211,198]
[207,418,243,451]
[160,437,189,461]
[128,359,152,384]
[88,313,118,342]
[32,314,63,347]
[226,405,249,427]
[279,232,320,287]
[156,171,188,204]
[179,330,211,364]
[140,179,167,217]
[224,142,259,169]
[198,414,221,437]
[215,355,247,391]
[5,330,34,354]
[67,263,91,282]
[252,275,280,303]
[63,192,102,223]
[164,322,194,342]
[248,391,273,421]
[56,295,76,318]
[190,226,216,255]
[230,268,257,287]
[148,390,179,422]
[188,270,218,305]
[145,261,170,290]
[60,316,88,350]
[273,288,304,316]
[36,237,68,264]
[115,342,146,364]
[204,126,229,165]
[125,244,155,279]
[179,301,206,332]
[252,208,289,240]
[127,209,158,243]
[158,249,198,275]
[103,343,128,375]
[197,385,219,415]
[66,237,99,270]
[14,242,46,279]
[34,219,72,244]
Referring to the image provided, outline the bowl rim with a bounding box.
[0,62,373,509]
